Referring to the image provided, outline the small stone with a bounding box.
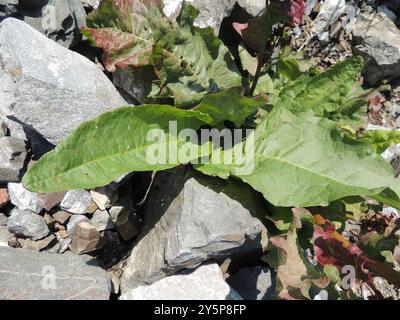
[0,188,9,208]
[8,182,43,213]
[90,187,118,211]
[0,137,27,182]
[43,213,56,230]
[0,118,7,137]
[313,0,346,33]
[7,208,50,240]
[69,221,106,255]
[67,215,89,231]
[37,191,66,211]
[0,246,111,300]
[52,210,71,225]
[18,234,56,251]
[0,213,8,226]
[60,189,94,214]
[0,225,10,247]
[120,263,242,300]
[109,205,141,241]
[227,266,275,300]
[91,209,114,232]
[58,229,69,239]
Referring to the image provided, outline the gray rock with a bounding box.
[67,214,89,231]
[0,246,111,299]
[163,0,264,33]
[120,167,268,293]
[377,5,397,22]
[0,117,6,137]
[8,182,43,213]
[0,212,8,226]
[1,0,86,48]
[0,137,27,182]
[81,0,99,9]
[227,266,275,300]
[313,0,346,34]
[351,12,400,85]
[109,204,141,241]
[91,209,114,232]
[0,18,126,148]
[120,263,242,300]
[60,189,93,214]
[7,208,50,240]
[0,225,10,247]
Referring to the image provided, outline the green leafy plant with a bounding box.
[23,0,400,299]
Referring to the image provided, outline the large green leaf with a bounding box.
[82,1,241,107]
[195,107,400,208]
[193,87,268,127]
[23,105,213,193]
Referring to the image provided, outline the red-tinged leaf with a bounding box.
[313,214,400,287]
[280,0,305,26]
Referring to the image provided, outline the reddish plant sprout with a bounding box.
[280,0,305,27]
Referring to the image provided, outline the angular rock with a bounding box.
[227,266,275,300]
[69,221,106,255]
[81,0,100,10]
[0,137,27,182]
[67,214,89,231]
[0,18,126,149]
[120,263,242,300]
[0,187,9,208]
[8,182,43,213]
[7,208,50,240]
[0,246,111,299]
[60,189,94,214]
[1,0,86,48]
[109,205,141,242]
[38,192,66,211]
[91,209,114,232]
[120,167,268,293]
[351,12,400,85]
[52,210,71,225]
[90,187,118,211]
[18,234,56,251]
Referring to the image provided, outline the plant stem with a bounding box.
[249,56,265,96]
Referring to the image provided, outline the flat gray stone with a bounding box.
[0,225,10,247]
[120,263,242,300]
[0,137,27,182]
[0,246,111,299]
[91,209,114,232]
[351,12,400,85]
[227,266,275,300]
[120,167,268,293]
[8,182,43,213]
[7,208,50,240]
[67,214,90,231]
[0,18,126,148]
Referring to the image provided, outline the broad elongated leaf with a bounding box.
[194,87,268,127]
[82,1,241,106]
[195,107,400,208]
[277,57,366,121]
[23,105,213,193]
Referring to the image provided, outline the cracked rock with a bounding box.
[0,18,126,150]
[0,246,111,299]
[120,167,268,293]
[7,208,50,240]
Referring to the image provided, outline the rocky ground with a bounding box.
[0,0,400,300]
